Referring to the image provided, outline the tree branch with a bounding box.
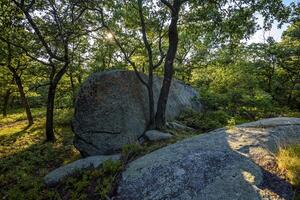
[0,36,53,67]
[13,0,64,62]
[138,0,154,69]
[97,7,148,87]
[161,0,175,13]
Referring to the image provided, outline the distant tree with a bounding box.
[0,1,33,125]
[6,45,34,125]
[277,5,300,106]
[8,0,94,141]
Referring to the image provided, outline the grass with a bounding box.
[0,108,81,200]
[0,108,198,200]
[277,144,300,199]
[1,107,299,199]
[0,107,45,127]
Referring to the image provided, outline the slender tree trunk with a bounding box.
[6,42,33,125]
[45,59,69,142]
[14,74,34,125]
[45,82,56,142]
[155,1,180,129]
[137,0,156,129]
[2,89,11,117]
[148,69,155,128]
[69,72,76,105]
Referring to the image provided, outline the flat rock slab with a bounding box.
[117,117,300,200]
[44,154,120,186]
[145,130,173,141]
[72,70,202,156]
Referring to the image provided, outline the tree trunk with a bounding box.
[2,89,11,117]
[148,69,155,128]
[45,82,56,142]
[137,0,156,129]
[155,1,180,129]
[45,60,69,142]
[6,42,33,125]
[69,72,76,105]
[14,74,34,126]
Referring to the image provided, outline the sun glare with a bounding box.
[106,32,114,40]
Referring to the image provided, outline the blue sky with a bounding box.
[247,0,298,43]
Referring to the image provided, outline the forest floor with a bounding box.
[0,108,299,199]
[0,108,81,199]
[0,108,198,199]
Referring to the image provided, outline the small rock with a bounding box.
[145,130,173,141]
[44,154,120,186]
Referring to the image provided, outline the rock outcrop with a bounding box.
[117,117,300,200]
[72,70,201,156]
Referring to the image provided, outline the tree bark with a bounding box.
[155,0,181,129]
[45,82,56,142]
[14,74,34,125]
[6,42,33,125]
[2,89,11,117]
[69,72,76,105]
[137,0,155,128]
[45,60,69,142]
[148,69,155,128]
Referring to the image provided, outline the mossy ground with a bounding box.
[0,108,81,199]
[0,108,198,200]
[1,108,299,199]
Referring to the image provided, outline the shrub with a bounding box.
[277,144,300,186]
[177,110,230,132]
[121,143,143,163]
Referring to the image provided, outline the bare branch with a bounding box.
[138,0,154,69]
[161,0,175,13]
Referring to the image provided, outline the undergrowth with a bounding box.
[277,144,300,199]
[0,108,198,200]
[1,107,299,199]
[0,108,80,200]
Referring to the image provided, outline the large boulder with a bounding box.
[117,117,300,200]
[72,70,201,156]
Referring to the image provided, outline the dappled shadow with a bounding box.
[0,125,80,199]
[116,119,300,199]
[0,121,42,145]
[259,167,293,199]
[225,122,300,199]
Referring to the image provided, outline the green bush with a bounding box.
[58,159,123,200]
[178,110,230,132]
[121,143,143,163]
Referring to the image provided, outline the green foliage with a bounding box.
[178,110,230,132]
[121,143,143,163]
[57,159,123,200]
[0,1,299,199]
[0,109,79,200]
